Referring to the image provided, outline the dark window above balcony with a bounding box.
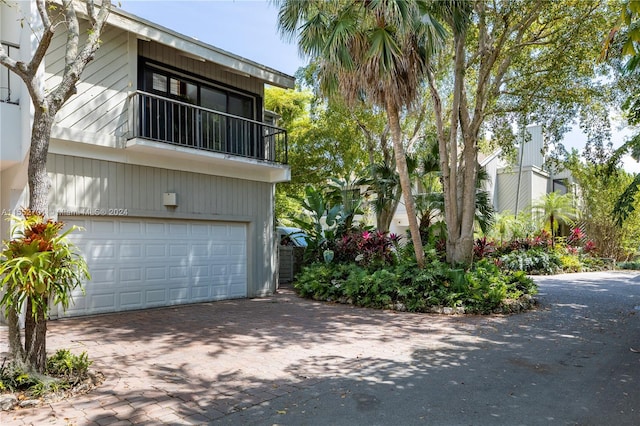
[141,61,256,119]
[131,59,287,165]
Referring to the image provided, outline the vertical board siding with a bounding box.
[47,153,274,296]
[138,40,264,96]
[497,171,520,214]
[45,24,130,139]
[522,125,545,168]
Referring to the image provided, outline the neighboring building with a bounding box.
[388,125,575,238]
[481,124,575,216]
[0,2,294,318]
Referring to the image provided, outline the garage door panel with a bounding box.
[211,244,228,255]
[87,243,116,260]
[191,265,210,277]
[169,266,188,279]
[191,286,210,299]
[192,223,210,235]
[146,289,167,304]
[120,292,142,308]
[89,267,116,283]
[146,267,168,280]
[90,293,117,312]
[59,217,248,317]
[211,225,228,237]
[92,219,117,233]
[191,244,212,257]
[169,223,188,234]
[120,221,142,234]
[169,288,189,303]
[120,268,142,282]
[146,244,166,257]
[228,245,245,256]
[170,244,188,256]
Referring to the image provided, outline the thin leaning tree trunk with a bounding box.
[386,99,425,268]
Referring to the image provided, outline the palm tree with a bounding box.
[275,0,446,268]
[531,191,578,246]
[366,155,419,233]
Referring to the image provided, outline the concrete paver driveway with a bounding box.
[2,271,640,425]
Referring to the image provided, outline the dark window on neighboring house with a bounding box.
[139,60,260,157]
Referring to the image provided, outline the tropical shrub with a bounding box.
[294,256,537,314]
[558,254,583,272]
[617,260,640,270]
[499,248,561,275]
[0,209,90,371]
[0,210,89,319]
[332,230,400,266]
[473,236,496,260]
[46,349,92,385]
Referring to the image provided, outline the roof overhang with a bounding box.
[107,6,295,89]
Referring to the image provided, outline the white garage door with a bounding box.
[57,216,247,317]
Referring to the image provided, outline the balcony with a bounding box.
[127,91,287,165]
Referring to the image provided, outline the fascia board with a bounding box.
[107,7,295,89]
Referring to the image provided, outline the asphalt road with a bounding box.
[223,271,640,426]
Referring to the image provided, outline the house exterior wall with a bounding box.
[389,199,408,238]
[47,153,276,297]
[497,170,521,214]
[46,22,131,145]
[46,25,267,148]
[480,151,501,209]
[497,166,550,215]
[530,168,549,206]
[0,2,294,321]
[519,124,545,168]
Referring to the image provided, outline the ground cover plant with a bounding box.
[0,349,103,411]
[295,240,537,315]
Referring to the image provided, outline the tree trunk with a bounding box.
[377,196,401,233]
[385,99,424,268]
[28,108,53,213]
[24,298,47,371]
[7,306,24,361]
[448,233,475,266]
[24,107,54,372]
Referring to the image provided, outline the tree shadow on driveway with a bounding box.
[4,272,640,425]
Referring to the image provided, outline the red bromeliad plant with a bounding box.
[583,240,597,255]
[473,237,496,260]
[333,230,400,266]
[567,227,586,246]
[0,209,90,371]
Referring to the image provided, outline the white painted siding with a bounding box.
[519,125,545,168]
[530,169,549,205]
[45,23,131,142]
[497,166,550,215]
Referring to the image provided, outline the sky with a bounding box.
[116,0,639,173]
[117,0,306,76]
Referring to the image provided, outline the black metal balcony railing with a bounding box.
[128,91,287,164]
